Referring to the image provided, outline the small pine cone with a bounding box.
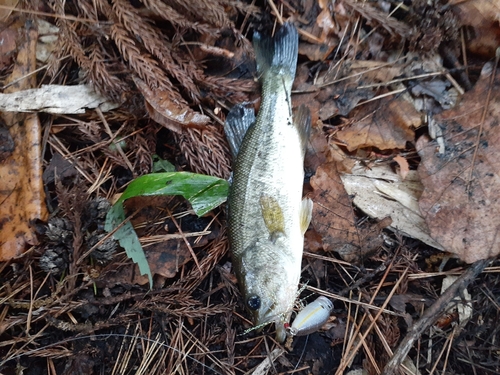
[83,197,111,232]
[45,217,74,245]
[87,197,111,221]
[39,245,69,274]
[87,233,117,263]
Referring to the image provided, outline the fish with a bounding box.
[224,22,313,343]
[289,296,333,336]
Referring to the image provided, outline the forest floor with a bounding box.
[1,0,500,374]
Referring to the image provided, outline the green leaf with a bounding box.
[116,172,229,216]
[105,203,153,286]
[105,172,229,288]
[152,155,175,173]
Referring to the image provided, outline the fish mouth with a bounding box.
[254,304,288,329]
[254,309,289,343]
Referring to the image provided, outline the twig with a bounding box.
[165,207,201,272]
[250,347,285,375]
[382,258,492,375]
[96,107,134,172]
[336,266,408,374]
[305,285,404,317]
[0,4,100,23]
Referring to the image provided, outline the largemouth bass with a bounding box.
[225,23,312,343]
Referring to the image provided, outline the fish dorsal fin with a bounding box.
[294,105,312,156]
[224,104,255,158]
[300,198,313,235]
[260,194,285,242]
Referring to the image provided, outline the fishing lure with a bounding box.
[287,296,333,336]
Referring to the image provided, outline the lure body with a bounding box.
[289,296,333,336]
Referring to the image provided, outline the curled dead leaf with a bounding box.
[341,163,443,250]
[394,155,410,180]
[134,76,210,133]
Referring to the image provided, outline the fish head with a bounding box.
[239,238,300,342]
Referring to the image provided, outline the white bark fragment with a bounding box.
[0,84,119,114]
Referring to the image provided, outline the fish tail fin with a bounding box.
[253,22,298,79]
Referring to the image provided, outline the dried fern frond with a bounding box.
[48,0,91,77]
[89,49,128,101]
[201,75,256,103]
[48,0,128,101]
[110,23,182,100]
[167,0,230,28]
[140,0,218,35]
[47,0,251,181]
[112,0,201,101]
[74,0,99,20]
[177,125,231,179]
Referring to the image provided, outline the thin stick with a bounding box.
[305,285,404,317]
[266,0,283,25]
[26,265,34,333]
[336,268,409,374]
[165,207,201,272]
[0,4,100,23]
[382,258,491,375]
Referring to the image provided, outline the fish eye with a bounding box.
[247,295,261,310]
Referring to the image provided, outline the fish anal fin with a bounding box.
[294,105,311,156]
[300,198,313,235]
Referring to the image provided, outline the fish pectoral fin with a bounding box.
[300,198,313,235]
[294,105,311,156]
[260,194,285,240]
[225,104,256,158]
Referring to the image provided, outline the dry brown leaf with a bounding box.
[298,5,337,61]
[296,0,338,61]
[450,0,500,57]
[0,0,18,21]
[0,26,17,70]
[109,195,220,285]
[309,162,359,257]
[294,61,404,125]
[417,63,500,263]
[309,162,387,262]
[316,71,375,118]
[342,0,411,37]
[348,60,404,85]
[293,65,322,125]
[336,94,419,151]
[134,76,210,133]
[0,25,47,260]
[305,122,330,174]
